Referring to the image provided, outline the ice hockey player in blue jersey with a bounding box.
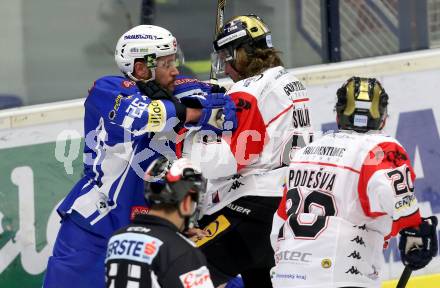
[43,25,236,288]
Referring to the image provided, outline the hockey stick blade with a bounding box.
[396,266,412,288]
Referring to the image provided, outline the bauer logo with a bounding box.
[106,232,163,264]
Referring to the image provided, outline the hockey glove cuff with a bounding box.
[186,92,237,134]
[399,216,438,270]
[173,76,227,108]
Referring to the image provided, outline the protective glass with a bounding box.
[157,46,185,69]
[145,46,185,69]
[211,49,232,76]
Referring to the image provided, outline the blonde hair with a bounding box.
[234,47,283,79]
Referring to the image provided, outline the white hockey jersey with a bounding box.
[270,131,422,288]
[178,66,313,216]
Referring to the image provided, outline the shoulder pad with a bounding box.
[93,75,139,95]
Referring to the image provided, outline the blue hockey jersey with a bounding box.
[57,75,179,238]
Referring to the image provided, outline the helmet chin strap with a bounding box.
[126,68,156,82]
[177,206,193,232]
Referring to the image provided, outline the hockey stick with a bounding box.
[396,266,412,288]
[209,0,226,83]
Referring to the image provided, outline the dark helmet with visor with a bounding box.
[212,14,273,75]
[144,157,206,208]
[335,77,389,132]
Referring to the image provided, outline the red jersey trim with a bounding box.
[266,104,293,128]
[175,127,188,159]
[277,185,288,220]
[292,98,310,103]
[358,141,415,218]
[386,209,421,239]
[290,161,361,174]
[229,91,268,171]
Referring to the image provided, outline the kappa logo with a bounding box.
[345,266,362,275]
[235,98,251,112]
[228,174,244,192]
[353,224,368,231]
[351,236,366,247]
[347,250,361,260]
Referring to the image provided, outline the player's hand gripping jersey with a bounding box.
[176,67,313,216]
[57,76,179,238]
[271,131,421,288]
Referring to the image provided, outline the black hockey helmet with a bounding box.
[335,77,389,132]
[144,157,206,207]
[212,14,273,75]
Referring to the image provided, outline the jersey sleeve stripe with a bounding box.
[386,209,421,239]
[290,161,361,174]
[292,98,310,103]
[266,104,293,128]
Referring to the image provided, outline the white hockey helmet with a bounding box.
[115,25,181,80]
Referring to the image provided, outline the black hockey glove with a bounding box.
[210,84,227,94]
[399,216,438,270]
[138,80,186,123]
[137,80,173,101]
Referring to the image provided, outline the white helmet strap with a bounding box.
[126,58,157,82]
[126,69,156,83]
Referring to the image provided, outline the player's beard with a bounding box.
[166,77,176,93]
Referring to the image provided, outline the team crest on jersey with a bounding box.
[179,266,214,288]
[321,258,332,269]
[122,80,136,88]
